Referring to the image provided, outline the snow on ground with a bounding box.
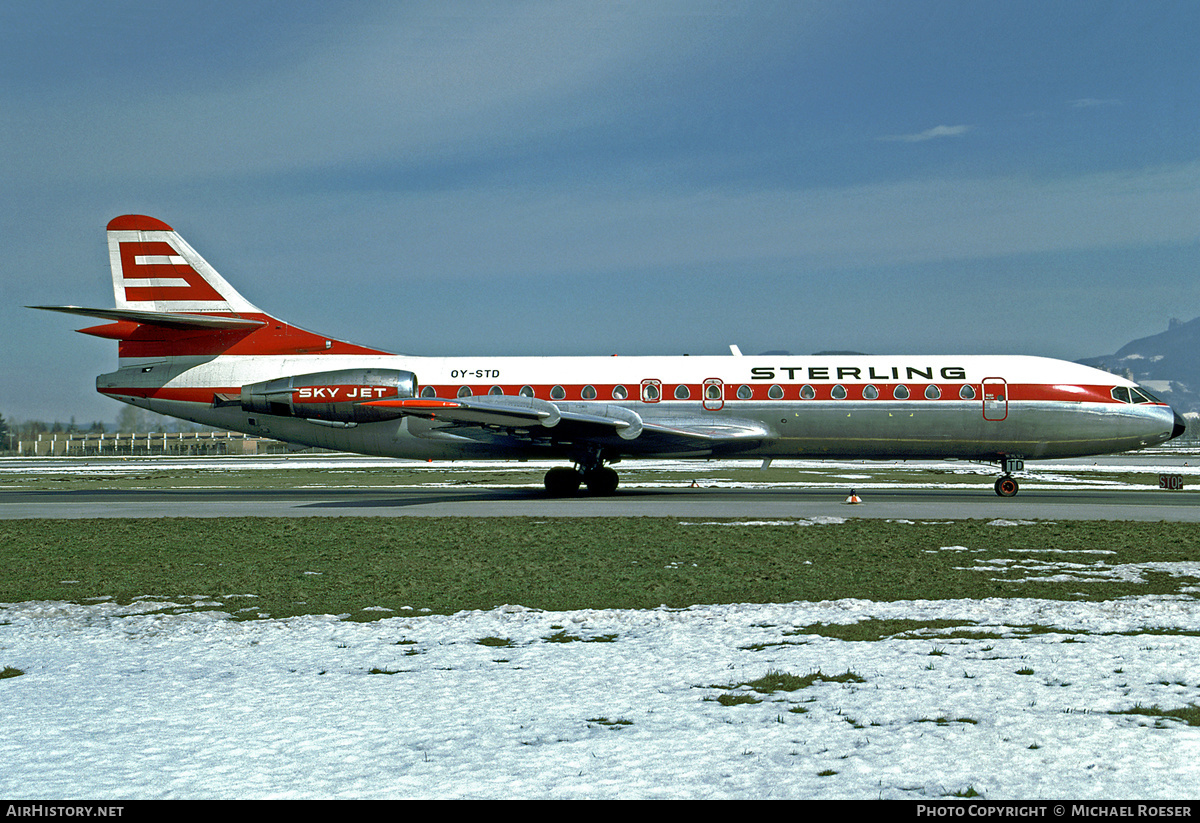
[3,594,1200,799]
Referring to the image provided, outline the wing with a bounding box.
[365,394,773,455]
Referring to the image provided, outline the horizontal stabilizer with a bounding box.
[28,305,265,330]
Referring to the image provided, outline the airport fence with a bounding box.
[11,431,303,457]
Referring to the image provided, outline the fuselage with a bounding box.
[97,350,1183,464]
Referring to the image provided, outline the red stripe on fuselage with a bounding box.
[99,383,1149,407]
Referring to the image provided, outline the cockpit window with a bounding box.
[1132,387,1162,404]
[1111,386,1132,404]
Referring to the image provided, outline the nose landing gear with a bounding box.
[994,475,1019,497]
[993,456,1024,497]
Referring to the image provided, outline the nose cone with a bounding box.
[1171,410,1187,441]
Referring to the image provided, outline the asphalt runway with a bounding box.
[3,483,1199,521]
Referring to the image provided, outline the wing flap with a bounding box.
[368,395,771,452]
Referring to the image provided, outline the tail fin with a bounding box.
[31,215,392,360]
[107,214,262,314]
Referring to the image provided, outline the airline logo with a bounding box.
[293,385,399,403]
[119,240,224,303]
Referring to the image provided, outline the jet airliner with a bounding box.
[32,215,1187,496]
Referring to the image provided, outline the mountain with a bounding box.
[1078,316,1200,415]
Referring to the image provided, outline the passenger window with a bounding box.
[959,385,976,400]
[642,383,660,401]
[705,383,722,400]
[674,385,691,400]
[612,385,628,400]
[421,385,436,398]
[488,386,504,395]
[862,385,878,400]
[1110,386,1132,404]
[924,385,941,400]
[519,385,535,397]
[894,385,910,400]
[457,386,472,398]
[737,385,753,400]
[768,384,784,400]
[800,384,816,400]
[582,385,597,400]
[831,384,847,400]
[550,385,566,400]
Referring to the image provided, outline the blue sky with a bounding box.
[3,1,1198,424]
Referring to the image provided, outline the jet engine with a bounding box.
[240,368,417,424]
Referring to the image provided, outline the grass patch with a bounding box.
[0,517,1198,620]
[1109,704,1200,727]
[1,666,24,679]
[543,630,619,643]
[712,668,865,701]
[586,717,633,728]
[712,693,762,706]
[476,636,515,648]
[787,618,979,642]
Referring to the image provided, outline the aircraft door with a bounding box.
[703,378,724,411]
[982,377,1008,421]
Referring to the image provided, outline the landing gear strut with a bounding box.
[993,456,1024,497]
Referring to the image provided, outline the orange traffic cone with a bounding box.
[845,489,863,504]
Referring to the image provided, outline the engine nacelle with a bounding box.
[240,368,417,424]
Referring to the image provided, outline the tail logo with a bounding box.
[118,240,224,304]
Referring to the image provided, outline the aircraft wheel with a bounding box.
[584,466,619,496]
[544,467,582,496]
[994,475,1019,497]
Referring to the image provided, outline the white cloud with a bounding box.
[877,124,973,143]
[1069,98,1123,109]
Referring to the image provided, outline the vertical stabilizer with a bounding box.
[107,215,262,315]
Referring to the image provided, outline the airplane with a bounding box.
[32,214,1187,497]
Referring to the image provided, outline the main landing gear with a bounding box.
[993,456,1024,498]
[544,457,620,496]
